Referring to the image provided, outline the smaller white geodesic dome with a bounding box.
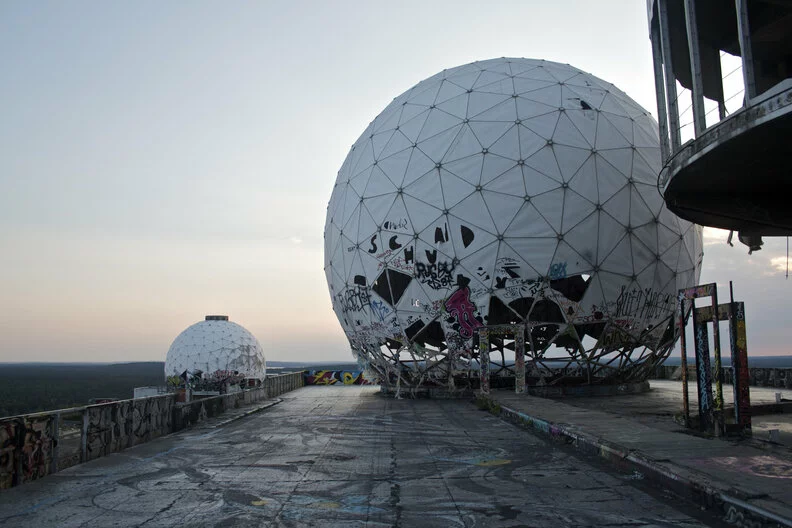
[164,316,266,381]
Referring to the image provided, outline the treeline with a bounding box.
[0,362,165,418]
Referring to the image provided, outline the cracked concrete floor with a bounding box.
[0,386,715,527]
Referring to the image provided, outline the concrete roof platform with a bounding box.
[0,386,716,527]
[486,380,792,527]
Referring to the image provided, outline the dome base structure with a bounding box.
[325,58,703,393]
[378,376,651,399]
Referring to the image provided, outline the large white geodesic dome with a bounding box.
[324,58,703,391]
[164,316,266,381]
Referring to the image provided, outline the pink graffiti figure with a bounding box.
[444,287,482,338]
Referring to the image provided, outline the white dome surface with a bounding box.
[164,317,266,380]
[324,58,703,389]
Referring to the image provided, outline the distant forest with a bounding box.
[0,362,165,417]
[0,361,358,418]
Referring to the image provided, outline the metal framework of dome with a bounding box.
[324,57,703,392]
[164,316,266,381]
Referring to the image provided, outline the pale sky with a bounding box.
[0,1,788,363]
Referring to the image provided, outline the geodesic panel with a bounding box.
[164,317,266,381]
[324,58,703,391]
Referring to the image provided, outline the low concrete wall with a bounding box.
[0,372,304,490]
[652,365,792,389]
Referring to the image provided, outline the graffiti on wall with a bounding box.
[0,415,56,489]
[304,371,371,385]
[84,396,173,462]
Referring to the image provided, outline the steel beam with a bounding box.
[684,0,708,136]
[710,286,725,435]
[677,297,690,427]
[479,330,490,395]
[515,331,526,394]
[735,0,757,100]
[651,23,672,162]
[658,0,682,149]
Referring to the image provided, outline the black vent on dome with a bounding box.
[372,269,412,305]
[205,315,229,321]
[488,296,522,325]
[550,274,589,302]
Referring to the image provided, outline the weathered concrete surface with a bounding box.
[559,379,792,447]
[0,386,714,527]
[486,380,792,527]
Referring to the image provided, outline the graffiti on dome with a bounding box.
[415,249,456,289]
[548,262,567,280]
[367,232,411,262]
[429,222,476,248]
[336,284,371,314]
[615,286,674,320]
[382,218,409,231]
[378,245,415,273]
[492,258,542,299]
[444,286,483,338]
[422,299,445,317]
[494,257,522,286]
[386,256,414,273]
[370,299,391,322]
[434,223,449,243]
[492,257,543,300]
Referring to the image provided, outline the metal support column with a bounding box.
[658,0,682,149]
[515,330,526,394]
[692,306,714,432]
[447,348,456,391]
[80,409,89,463]
[684,0,708,135]
[51,413,60,474]
[479,330,490,395]
[735,0,757,100]
[678,297,690,427]
[710,287,725,435]
[650,24,671,162]
[730,281,752,433]
[713,53,727,119]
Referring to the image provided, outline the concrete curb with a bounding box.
[212,398,283,428]
[480,396,792,528]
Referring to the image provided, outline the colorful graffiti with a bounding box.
[0,416,56,489]
[444,286,482,338]
[303,371,371,385]
[692,308,714,432]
